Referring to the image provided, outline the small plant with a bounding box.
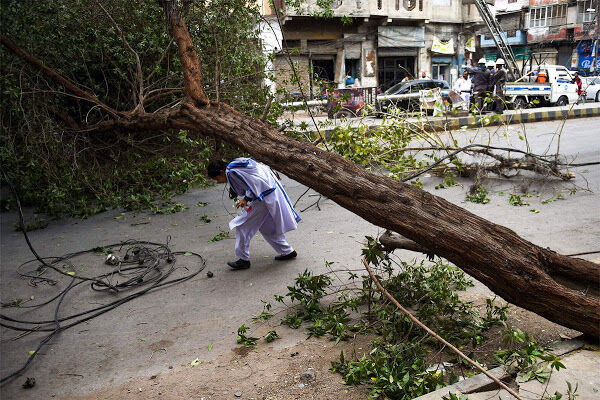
[208,230,229,243]
[150,202,188,214]
[263,330,279,343]
[196,201,208,207]
[252,301,273,322]
[545,381,579,400]
[466,186,490,204]
[442,393,469,400]
[509,193,530,206]
[236,324,258,347]
[14,218,48,232]
[495,326,565,383]
[200,215,211,223]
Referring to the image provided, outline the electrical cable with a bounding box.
[0,166,206,384]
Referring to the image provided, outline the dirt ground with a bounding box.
[72,331,372,400]
[69,288,581,400]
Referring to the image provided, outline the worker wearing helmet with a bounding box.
[491,58,507,113]
[466,58,492,112]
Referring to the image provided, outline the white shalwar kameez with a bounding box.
[452,77,472,109]
[226,158,301,261]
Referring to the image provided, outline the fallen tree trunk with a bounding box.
[2,2,598,337]
[174,103,600,337]
[379,230,599,296]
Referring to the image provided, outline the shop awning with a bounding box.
[378,26,425,48]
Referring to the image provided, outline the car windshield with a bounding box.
[385,82,409,94]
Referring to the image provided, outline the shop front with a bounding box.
[377,26,425,91]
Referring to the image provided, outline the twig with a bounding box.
[361,257,524,400]
[261,97,273,121]
[95,0,145,112]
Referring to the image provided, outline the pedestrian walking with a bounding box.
[207,158,301,270]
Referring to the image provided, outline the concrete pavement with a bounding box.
[284,102,600,134]
[1,117,599,399]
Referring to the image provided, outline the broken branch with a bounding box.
[362,258,524,400]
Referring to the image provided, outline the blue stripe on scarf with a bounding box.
[271,172,301,223]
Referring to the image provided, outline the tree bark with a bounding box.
[158,0,209,106]
[378,230,599,296]
[2,9,598,338]
[170,103,600,337]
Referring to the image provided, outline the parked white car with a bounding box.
[583,76,600,102]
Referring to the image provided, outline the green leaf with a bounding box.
[207,343,213,351]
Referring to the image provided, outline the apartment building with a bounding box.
[481,0,598,72]
[259,0,597,95]
[259,0,485,94]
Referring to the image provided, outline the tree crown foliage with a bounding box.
[1,0,272,215]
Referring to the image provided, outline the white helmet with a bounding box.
[496,58,505,65]
[478,58,486,64]
[486,60,495,68]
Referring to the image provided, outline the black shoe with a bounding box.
[228,259,250,270]
[275,250,297,261]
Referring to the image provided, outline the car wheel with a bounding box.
[335,108,356,119]
[513,97,526,110]
[596,92,599,102]
[556,96,568,107]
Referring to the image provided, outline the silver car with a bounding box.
[583,76,600,102]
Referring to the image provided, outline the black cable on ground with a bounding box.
[0,166,206,384]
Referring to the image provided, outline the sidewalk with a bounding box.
[282,102,600,134]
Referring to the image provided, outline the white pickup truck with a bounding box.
[506,65,579,109]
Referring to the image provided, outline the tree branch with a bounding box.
[1,35,122,119]
[158,0,209,106]
[95,0,145,113]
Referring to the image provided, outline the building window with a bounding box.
[378,0,382,10]
[419,0,423,11]
[578,0,595,23]
[508,0,517,3]
[529,4,567,28]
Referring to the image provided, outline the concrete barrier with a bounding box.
[426,103,600,132]
[308,103,600,136]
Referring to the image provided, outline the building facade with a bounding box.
[259,0,486,95]
[260,0,598,95]
[481,0,599,74]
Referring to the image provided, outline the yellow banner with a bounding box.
[465,37,476,53]
[432,36,455,55]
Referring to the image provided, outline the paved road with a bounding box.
[284,102,600,133]
[1,118,599,399]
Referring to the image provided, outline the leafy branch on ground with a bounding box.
[238,236,570,398]
[208,230,229,243]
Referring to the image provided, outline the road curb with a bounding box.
[419,104,600,132]
[412,335,588,400]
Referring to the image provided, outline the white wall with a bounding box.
[493,0,528,14]
[259,17,283,95]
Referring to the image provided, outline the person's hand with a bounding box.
[235,198,247,209]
